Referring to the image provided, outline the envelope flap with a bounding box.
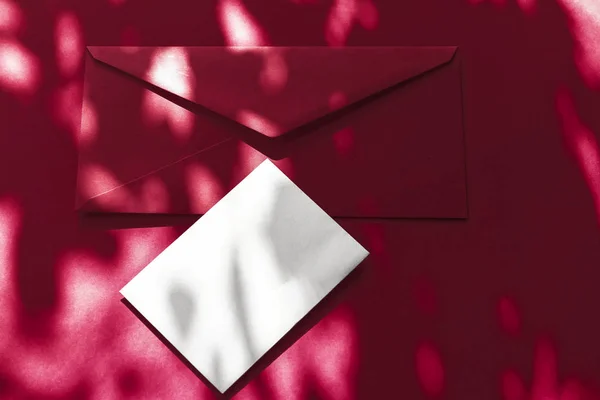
[87,46,457,138]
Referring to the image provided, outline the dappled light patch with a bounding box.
[2,228,182,398]
[55,12,84,78]
[415,341,445,397]
[0,39,40,96]
[0,0,22,34]
[79,95,99,147]
[308,309,358,400]
[261,307,358,400]
[185,163,225,214]
[559,0,600,87]
[10,333,91,396]
[516,0,537,14]
[52,80,83,138]
[234,141,267,184]
[332,128,355,157]
[530,338,558,400]
[144,47,194,99]
[264,349,305,400]
[557,89,600,223]
[3,0,600,398]
[468,0,538,15]
[141,47,196,141]
[325,0,379,46]
[56,252,115,331]
[117,312,212,399]
[115,228,177,271]
[470,0,537,14]
[259,51,288,94]
[218,0,268,47]
[142,91,195,140]
[498,296,521,336]
[79,164,134,211]
[501,335,600,399]
[501,370,526,400]
[328,91,347,111]
[237,109,281,138]
[0,198,20,354]
[140,177,170,214]
[326,0,357,47]
[234,384,262,400]
[356,0,379,29]
[80,164,125,199]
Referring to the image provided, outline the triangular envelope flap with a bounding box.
[87,46,457,137]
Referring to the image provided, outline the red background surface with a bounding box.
[1,0,600,399]
[77,47,468,219]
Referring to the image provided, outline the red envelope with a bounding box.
[76,46,467,218]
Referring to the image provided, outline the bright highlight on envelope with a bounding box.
[120,160,369,393]
[76,46,467,218]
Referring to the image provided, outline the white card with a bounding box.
[120,160,369,393]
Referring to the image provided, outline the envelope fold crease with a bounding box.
[77,46,468,219]
[87,46,457,137]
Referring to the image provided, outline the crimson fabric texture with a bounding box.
[77,47,467,218]
[1,0,600,399]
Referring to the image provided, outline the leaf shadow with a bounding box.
[120,263,364,399]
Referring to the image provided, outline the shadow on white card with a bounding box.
[168,283,196,338]
[121,265,364,398]
[119,160,369,395]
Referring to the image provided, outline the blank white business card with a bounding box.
[120,160,369,393]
